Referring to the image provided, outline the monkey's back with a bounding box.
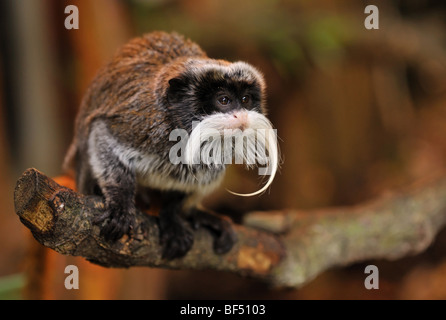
[78,31,206,134]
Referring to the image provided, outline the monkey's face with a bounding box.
[166,60,278,196]
[166,61,267,126]
[193,73,263,117]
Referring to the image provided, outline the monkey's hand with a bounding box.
[159,216,194,260]
[93,200,137,241]
[191,209,237,254]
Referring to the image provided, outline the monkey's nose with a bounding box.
[231,110,249,130]
[232,110,248,121]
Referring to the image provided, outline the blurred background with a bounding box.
[1,0,446,299]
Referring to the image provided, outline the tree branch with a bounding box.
[14,168,446,288]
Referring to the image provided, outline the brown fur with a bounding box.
[65,32,208,170]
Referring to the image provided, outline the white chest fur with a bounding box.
[88,120,224,195]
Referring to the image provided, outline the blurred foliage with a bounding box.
[0,274,24,300]
[127,0,358,78]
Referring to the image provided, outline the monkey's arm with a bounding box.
[86,120,138,241]
[14,168,446,288]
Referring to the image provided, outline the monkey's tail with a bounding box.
[62,141,77,175]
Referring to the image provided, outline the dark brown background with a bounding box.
[1,0,446,299]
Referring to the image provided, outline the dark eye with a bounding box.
[218,96,231,106]
[241,95,250,104]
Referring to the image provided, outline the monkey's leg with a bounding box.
[190,209,237,254]
[159,191,194,259]
[76,154,101,196]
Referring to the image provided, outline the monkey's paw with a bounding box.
[93,204,136,241]
[159,219,194,260]
[191,209,237,255]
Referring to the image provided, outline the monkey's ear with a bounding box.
[167,77,187,104]
[168,77,184,89]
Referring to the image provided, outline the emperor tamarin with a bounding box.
[64,31,278,259]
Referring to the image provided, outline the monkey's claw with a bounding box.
[191,209,237,255]
[94,205,136,241]
[213,224,237,254]
[160,219,194,260]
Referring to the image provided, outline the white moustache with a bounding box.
[184,109,279,197]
